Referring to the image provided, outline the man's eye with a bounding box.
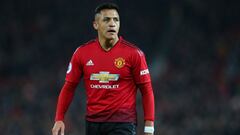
[114,18,119,22]
[103,18,109,22]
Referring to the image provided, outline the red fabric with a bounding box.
[55,81,78,121]
[56,37,154,123]
[138,82,155,121]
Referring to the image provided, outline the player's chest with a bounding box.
[81,54,131,79]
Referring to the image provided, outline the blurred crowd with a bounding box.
[0,0,240,135]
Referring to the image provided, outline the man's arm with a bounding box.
[130,48,155,134]
[52,81,78,135]
[138,82,155,135]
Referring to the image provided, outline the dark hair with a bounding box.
[95,3,119,14]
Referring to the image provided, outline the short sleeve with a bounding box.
[131,49,151,84]
[65,48,83,83]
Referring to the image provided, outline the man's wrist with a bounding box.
[144,126,154,134]
[144,120,154,134]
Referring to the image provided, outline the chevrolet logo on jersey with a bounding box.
[90,71,119,83]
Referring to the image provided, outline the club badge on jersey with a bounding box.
[114,57,125,68]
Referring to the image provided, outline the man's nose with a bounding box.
[109,19,116,27]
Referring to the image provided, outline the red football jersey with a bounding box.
[65,37,152,122]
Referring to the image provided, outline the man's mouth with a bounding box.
[107,30,116,33]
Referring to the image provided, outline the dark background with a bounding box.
[0,0,240,135]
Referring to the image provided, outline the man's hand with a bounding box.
[52,121,65,135]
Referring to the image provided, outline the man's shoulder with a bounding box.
[75,39,96,50]
[120,38,144,54]
[79,39,97,48]
[73,39,97,55]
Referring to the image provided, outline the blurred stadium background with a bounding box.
[0,0,240,135]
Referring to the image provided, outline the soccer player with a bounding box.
[52,3,155,135]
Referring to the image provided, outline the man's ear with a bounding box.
[93,21,98,30]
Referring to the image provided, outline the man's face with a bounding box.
[93,9,120,40]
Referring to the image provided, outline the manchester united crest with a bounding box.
[114,57,125,68]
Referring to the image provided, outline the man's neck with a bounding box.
[98,37,119,51]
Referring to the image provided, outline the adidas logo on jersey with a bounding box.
[86,60,94,66]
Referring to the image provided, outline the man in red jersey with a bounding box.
[52,3,155,135]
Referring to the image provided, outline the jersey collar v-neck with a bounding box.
[96,36,122,53]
